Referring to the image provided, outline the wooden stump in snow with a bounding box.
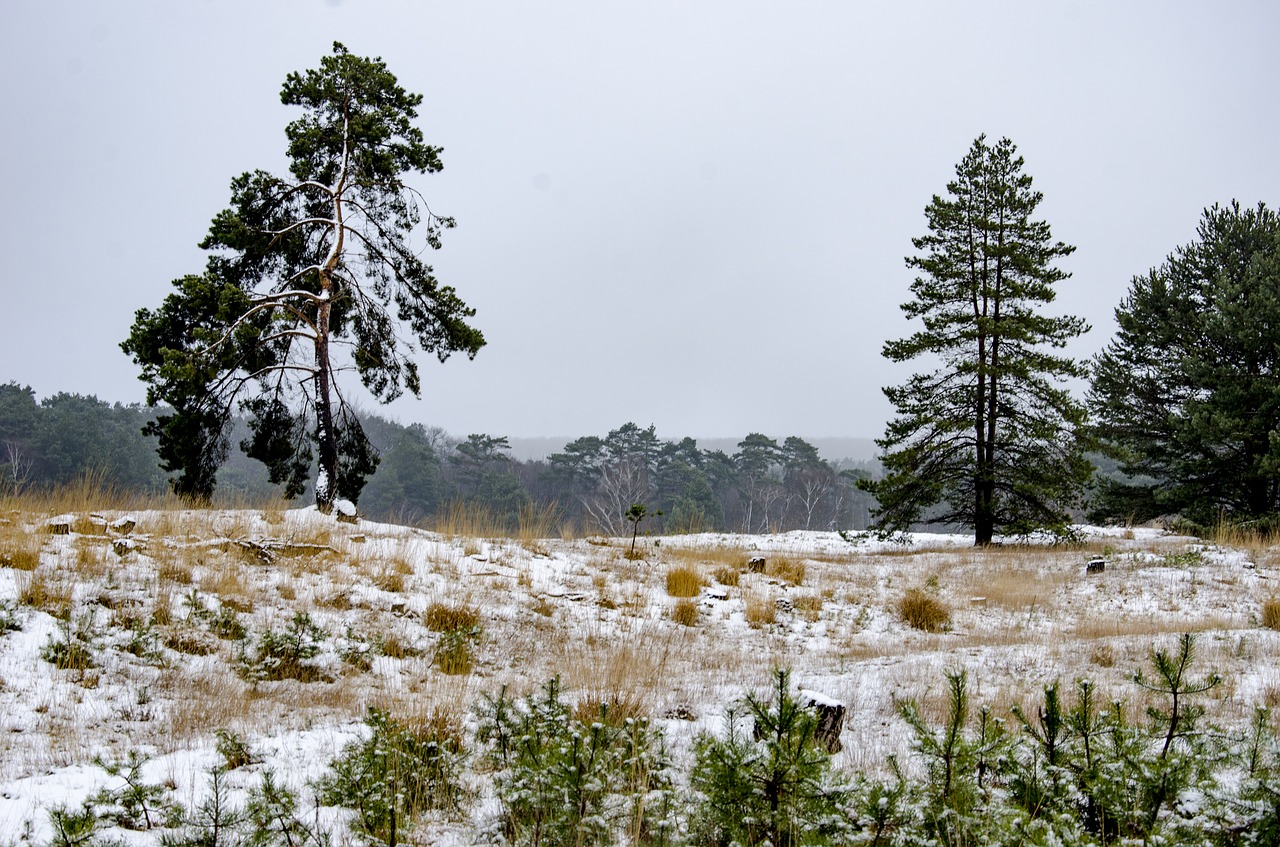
[798,689,846,753]
[753,688,846,754]
[1087,559,1106,574]
[748,556,767,573]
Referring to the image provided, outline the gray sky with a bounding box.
[2,1,1277,441]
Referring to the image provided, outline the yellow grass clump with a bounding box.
[766,556,806,586]
[665,566,704,598]
[671,598,699,627]
[898,588,951,632]
[425,602,481,633]
[1263,597,1280,631]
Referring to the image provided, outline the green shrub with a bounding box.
[47,801,99,847]
[237,612,328,683]
[476,677,677,846]
[690,669,851,846]
[42,612,97,672]
[92,750,184,831]
[316,707,469,842]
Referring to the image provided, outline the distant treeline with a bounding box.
[0,383,879,534]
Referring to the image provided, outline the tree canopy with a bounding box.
[863,135,1092,544]
[1090,201,1280,527]
[122,43,484,509]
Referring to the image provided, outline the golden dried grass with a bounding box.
[1263,598,1280,631]
[745,592,776,628]
[898,589,951,632]
[765,556,806,586]
[671,598,699,627]
[424,602,481,633]
[665,566,704,598]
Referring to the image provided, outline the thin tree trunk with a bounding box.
[314,293,337,512]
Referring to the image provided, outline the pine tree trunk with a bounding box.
[314,293,338,513]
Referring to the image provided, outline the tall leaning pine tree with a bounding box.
[122,44,484,511]
[863,135,1092,545]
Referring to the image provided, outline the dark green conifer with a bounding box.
[863,135,1091,544]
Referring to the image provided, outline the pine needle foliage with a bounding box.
[690,669,851,847]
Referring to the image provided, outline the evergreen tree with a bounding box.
[122,43,484,509]
[863,135,1091,545]
[1090,201,1280,527]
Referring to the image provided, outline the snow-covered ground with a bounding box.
[0,508,1275,843]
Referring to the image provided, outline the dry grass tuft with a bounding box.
[1263,598,1280,631]
[671,598,699,627]
[898,589,951,632]
[745,592,776,628]
[792,593,824,621]
[18,571,72,614]
[711,565,740,587]
[665,566,704,598]
[1089,643,1116,667]
[424,602,481,633]
[0,523,42,570]
[766,556,806,586]
[573,691,649,726]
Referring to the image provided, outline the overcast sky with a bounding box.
[2,1,1277,442]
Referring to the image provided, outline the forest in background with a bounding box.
[0,383,880,535]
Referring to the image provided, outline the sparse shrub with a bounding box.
[177,766,246,847]
[425,602,481,632]
[766,556,806,586]
[898,588,950,632]
[42,612,97,673]
[92,749,184,830]
[215,728,260,770]
[476,678,677,846]
[690,668,851,846]
[711,565,740,587]
[1160,547,1205,568]
[0,599,22,634]
[671,598,699,627]
[666,565,704,598]
[245,771,329,847]
[897,669,1013,843]
[316,707,469,841]
[1263,597,1280,631]
[184,590,247,641]
[1089,642,1116,667]
[238,612,329,683]
[47,801,99,847]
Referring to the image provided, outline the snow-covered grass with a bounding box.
[0,503,1277,843]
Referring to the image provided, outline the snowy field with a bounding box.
[0,507,1276,843]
